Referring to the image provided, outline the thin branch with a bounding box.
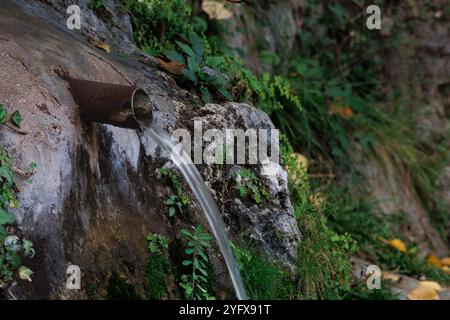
[1,122,28,135]
[12,165,34,179]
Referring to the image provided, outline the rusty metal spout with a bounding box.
[68,78,152,129]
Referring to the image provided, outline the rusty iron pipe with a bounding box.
[68,78,152,129]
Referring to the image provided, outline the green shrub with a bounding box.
[165,32,231,103]
[283,141,357,299]
[121,0,193,55]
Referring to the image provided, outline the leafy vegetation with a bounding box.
[179,225,214,300]
[165,32,231,103]
[233,168,268,205]
[282,142,357,299]
[232,243,294,300]
[87,0,106,11]
[121,0,194,55]
[1,127,35,290]
[145,233,170,299]
[160,167,190,217]
[0,104,22,129]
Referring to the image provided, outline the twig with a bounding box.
[12,165,34,179]
[1,122,28,135]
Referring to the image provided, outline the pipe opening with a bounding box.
[67,78,153,129]
[131,89,152,128]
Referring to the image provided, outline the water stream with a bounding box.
[139,126,248,300]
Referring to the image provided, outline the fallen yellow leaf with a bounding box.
[420,281,442,292]
[441,257,450,267]
[387,239,407,253]
[408,286,439,300]
[89,38,111,53]
[427,254,442,267]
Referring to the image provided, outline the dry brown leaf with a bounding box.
[328,99,353,119]
[157,58,186,75]
[382,272,401,283]
[202,0,233,20]
[408,283,440,300]
[292,153,308,171]
[387,239,407,253]
[89,38,111,53]
[427,254,442,267]
[441,257,450,267]
[310,193,326,211]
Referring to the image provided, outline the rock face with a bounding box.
[0,1,299,299]
[192,103,300,266]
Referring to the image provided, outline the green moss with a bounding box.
[106,272,141,300]
[232,244,294,300]
[145,252,169,300]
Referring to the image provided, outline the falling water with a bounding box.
[139,126,248,300]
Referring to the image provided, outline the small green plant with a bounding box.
[166,32,231,103]
[0,145,35,289]
[147,233,168,253]
[0,104,22,128]
[234,168,268,205]
[87,0,106,11]
[160,167,190,217]
[145,233,170,300]
[121,0,194,55]
[179,225,214,300]
[257,73,302,115]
